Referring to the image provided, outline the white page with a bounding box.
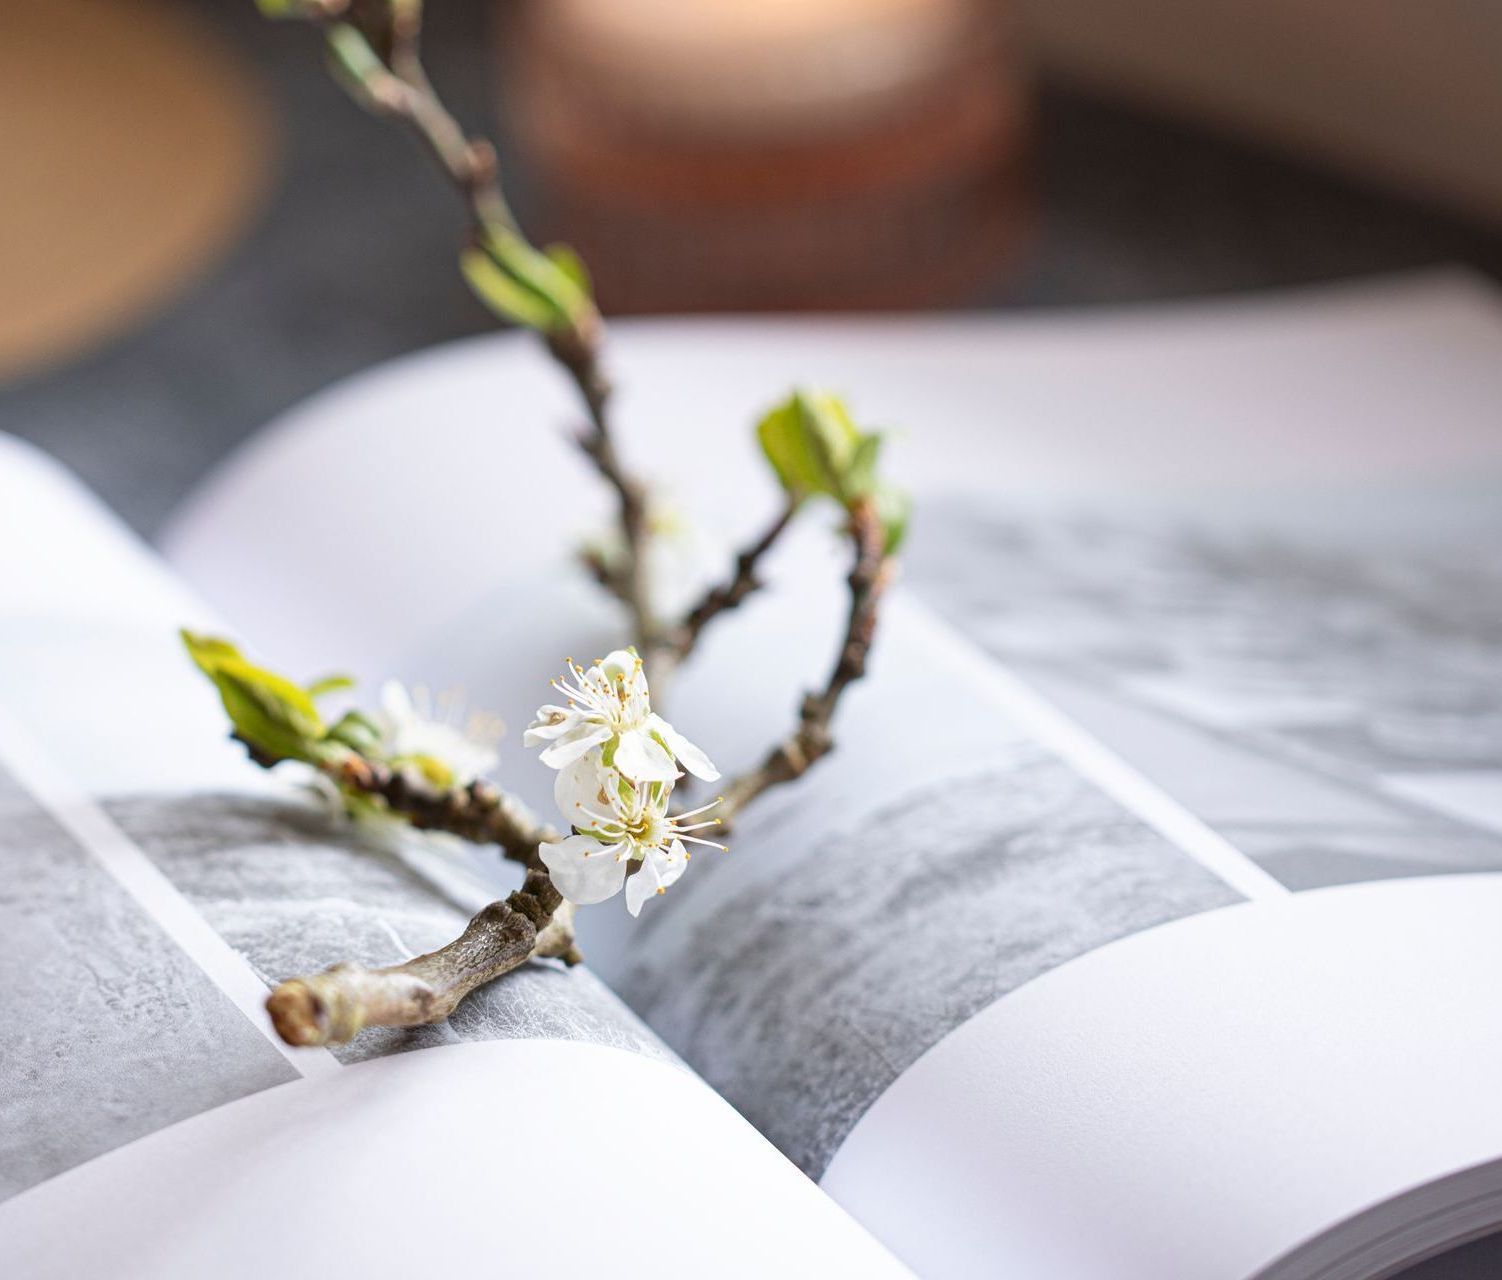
[153,270,1502,1277]
[160,269,1502,680]
[822,873,1502,1279]
[391,551,1502,1279]
[0,435,909,1278]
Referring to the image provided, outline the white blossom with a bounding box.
[524,649,718,783]
[375,680,502,785]
[541,756,725,916]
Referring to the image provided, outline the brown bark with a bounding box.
[328,754,556,869]
[666,501,797,662]
[267,869,571,1046]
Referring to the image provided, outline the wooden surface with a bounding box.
[1019,0,1502,227]
[0,0,271,381]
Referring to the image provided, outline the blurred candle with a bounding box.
[498,0,1030,311]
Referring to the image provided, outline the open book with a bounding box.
[5,271,1502,1279]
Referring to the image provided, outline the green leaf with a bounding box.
[181,630,327,763]
[181,632,241,673]
[461,225,596,337]
[873,483,912,555]
[460,245,563,332]
[325,709,383,756]
[490,227,592,323]
[306,674,356,700]
[324,23,385,93]
[545,243,592,298]
[757,394,833,499]
[844,432,883,500]
[756,391,875,503]
[755,391,910,554]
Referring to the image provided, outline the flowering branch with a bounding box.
[719,498,892,825]
[185,5,915,1051]
[183,632,720,1042]
[179,634,580,1043]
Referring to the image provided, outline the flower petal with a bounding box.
[540,834,629,905]
[656,837,690,890]
[624,859,660,917]
[449,740,499,782]
[523,705,580,746]
[379,679,415,724]
[612,728,679,783]
[624,839,688,916]
[600,649,638,684]
[649,714,719,781]
[554,756,618,830]
[537,724,611,770]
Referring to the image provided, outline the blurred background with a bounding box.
[4,0,1502,541]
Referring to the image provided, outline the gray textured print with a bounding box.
[617,744,1241,1177]
[104,791,677,1066]
[0,768,297,1203]
[907,500,1502,890]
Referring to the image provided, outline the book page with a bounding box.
[153,271,1502,1277]
[403,527,1502,1278]
[160,270,1502,680]
[815,478,1502,1278]
[907,485,1502,887]
[580,550,1255,1177]
[0,436,909,1277]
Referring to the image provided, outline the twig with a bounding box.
[242,3,901,1048]
[383,0,423,85]
[665,501,797,662]
[578,544,628,604]
[564,372,661,670]
[328,754,559,868]
[267,868,575,1046]
[234,738,580,1045]
[298,0,657,667]
[718,499,891,825]
[235,736,558,867]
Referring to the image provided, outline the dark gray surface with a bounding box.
[619,749,1241,1178]
[1401,1235,1502,1280]
[3,0,1502,534]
